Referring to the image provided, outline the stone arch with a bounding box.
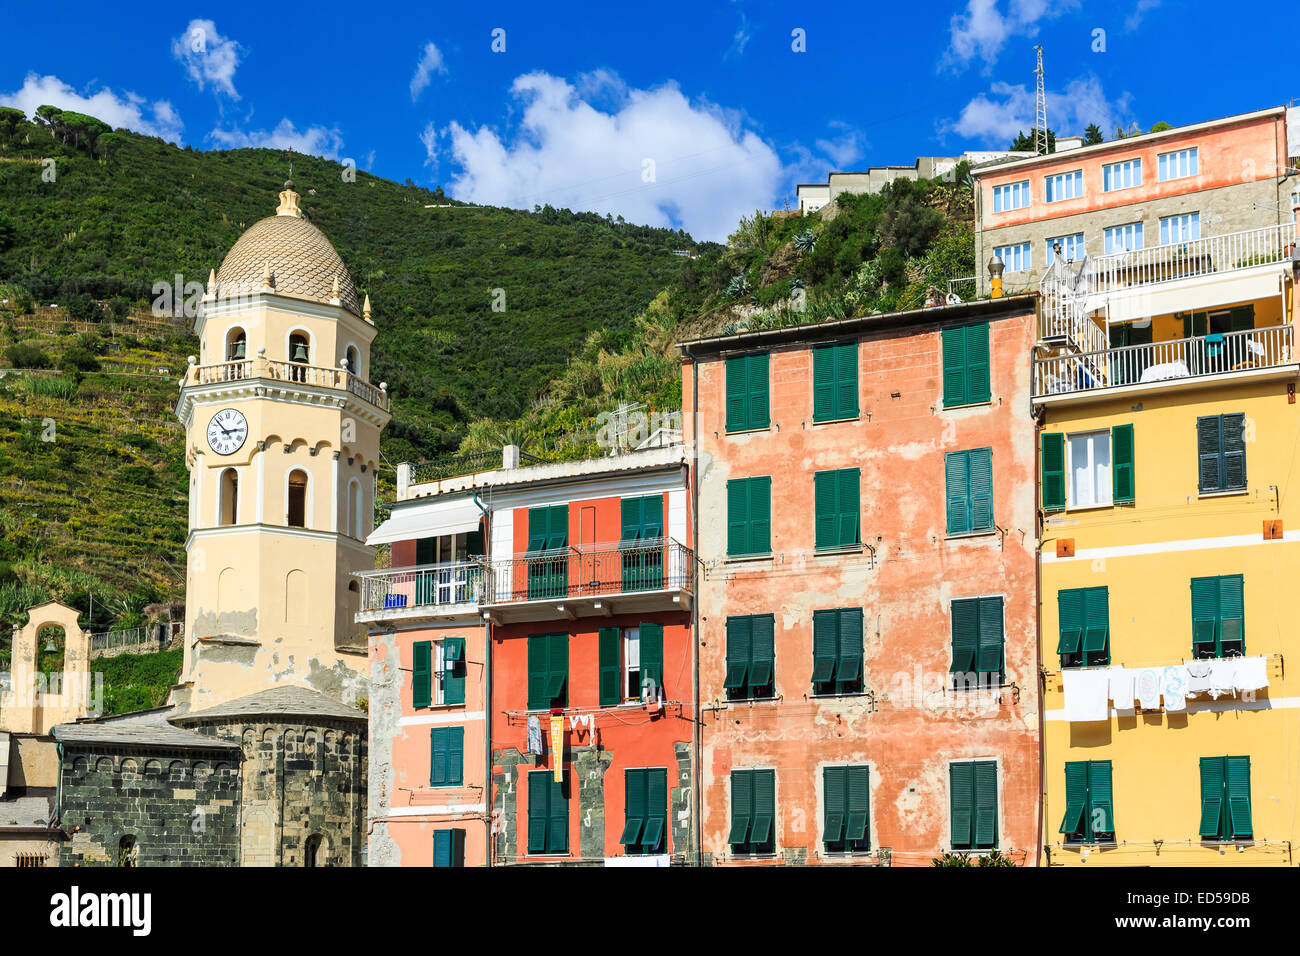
[168,759,186,776]
[224,324,248,362]
[2,601,90,734]
[95,757,113,773]
[286,468,310,528]
[143,759,162,775]
[286,327,314,367]
[71,756,88,777]
[304,831,329,867]
[120,758,139,775]
[261,727,277,744]
[218,467,240,525]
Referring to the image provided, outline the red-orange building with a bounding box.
[681,295,1041,866]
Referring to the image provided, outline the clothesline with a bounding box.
[1062,656,1271,722]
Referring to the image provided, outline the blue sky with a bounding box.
[3,1,1291,240]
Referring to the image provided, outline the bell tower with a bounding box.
[175,181,390,711]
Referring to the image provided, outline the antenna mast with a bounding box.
[1034,45,1048,155]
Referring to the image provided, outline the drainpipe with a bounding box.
[1032,402,1046,868]
[684,344,703,867]
[472,491,492,867]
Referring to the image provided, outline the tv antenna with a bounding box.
[1034,45,1048,155]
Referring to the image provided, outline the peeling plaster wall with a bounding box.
[689,305,1041,866]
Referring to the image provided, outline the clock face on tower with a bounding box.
[206,408,249,455]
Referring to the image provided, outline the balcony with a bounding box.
[479,538,695,624]
[183,357,390,411]
[1034,324,1295,400]
[408,449,542,485]
[355,560,484,623]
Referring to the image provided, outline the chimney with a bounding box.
[502,445,521,470]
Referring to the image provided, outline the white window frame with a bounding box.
[623,627,641,702]
[1104,222,1144,255]
[1067,430,1112,509]
[992,179,1031,213]
[1158,147,1198,182]
[1044,169,1084,203]
[993,241,1031,272]
[433,639,450,705]
[1159,211,1201,245]
[1102,158,1142,192]
[1046,233,1086,265]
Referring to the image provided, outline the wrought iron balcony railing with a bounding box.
[408,449,543,485]
[481,538,694,605]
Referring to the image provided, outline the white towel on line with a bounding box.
[1107,667,1135,710]
[1234,656,1269,692]
[1161,665,1189,712]
[1207,658,1237,699]
[1063,668,1110,722]
[1184,660,1212,694]
[1134,668,1162,710]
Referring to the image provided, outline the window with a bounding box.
[429,726,464,786]
[1060,761,1115,844]
[727,476,771,556]
[1191,575,1244,659]
[1057,587,1110,668]
[942,321,991,408]
[728,768,776,855]
[812,608,864,696]
[992,179,1030,213]
[1199,756,1252,841]
[812,340,858,422]
[823,766,870,854]
[412,638,465,707]
[526,505,568,599]
[1046,233,1086,264]
[1158,147,1198,182]
[348,479,363,538]
[945,447,994,535]
[433,828,465,867]
[287,470,307,528]
[599,623,663,704]
[118,835,138,867]
[1045,169,1083,203]
[219,468,239,526]
[993,241,1031,272]
[950,761,998,851]
[1160,212,1200,245]
[345,345,360,375]
[621,768,668,855]
[1103,222,1143,254]
[526,770,568,855]
[724,614,775,700]
[725,352,770,432]
[225,327,247,361]
[620,495,663,590]
[287,332,311,382]
[527,633,569,710]
[1041,426,1134,510]
[814,467,860,550]
[950,597,1005,685]
[1197,414,1246,493]
[1102,158,1142,192]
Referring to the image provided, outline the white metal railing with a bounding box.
[187,359,388,409]
[355,560,484,613]
[1091,221,1296,292]
[1034,324,1294,397]
[479,537,695,605]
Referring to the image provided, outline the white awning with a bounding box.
[367,497,483,546]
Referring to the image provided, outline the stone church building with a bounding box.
[4,180,387,866]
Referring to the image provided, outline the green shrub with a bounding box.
[27,375,78,399]
[59,347,100,373]
[5,342,52,368]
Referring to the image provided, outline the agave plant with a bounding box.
[792,229,816,253]
[724,274,751,300]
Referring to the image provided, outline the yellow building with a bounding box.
[1035,222,1300,866]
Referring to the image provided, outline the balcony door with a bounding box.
[526,506,569,599]
[621,495,664,591]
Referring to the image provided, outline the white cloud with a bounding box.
[441,72,784,241]
[814,123,865,168]
[208,119,344,159]
[410,42,447,102]
[171,19,243,99]
[945,0,1077,71]
[947,75,1133,144]
[0,72,182,142]
[726,1,753,59]
[1126,0,1161,30]
[419,122,439,168]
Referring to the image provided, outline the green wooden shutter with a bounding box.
[973,760,998,848]
[835,341,859,419]
[727,479,749,556]
[814,470,837,549]
[527,771,549,852]
[1082,587,1110,660]
[1112,424,1135,503]
[642,495,663,538]
[725,356,748,431]
[546,505,568,550]
[433,829,452,867]
[429,727,447,785]
[1221,413,1246,491]
[811,609,838,684]
[945,450,971,534]
[724,616,751,690]
[1041,432,1066,511]
[728,770,753,845]
[1219,575,1244,655]
[1197,416,1223,492]
[1057,589,1084,656]
[749,614,775,694]
[527,635,547,710]
[965,322,991,403]
[969,448,993,531]
[412,640,432,708]
[443,638,465,705]
[548,776,568,853]
[942,325,968,407]
[950,599,978,673]
[751,769,775,844]
[950,762,973,847]
[845,766,869,844]
[823,766,846,843]
[640,622,664,695]
[527,507,549,553]
[1190,577,1220,657]
[1060,762,1087,835]
[836,608,863,685]
[1225,756,1252,837]
[812,343,835,422]
[545,633,568,706]
[643,768,667,853]
[1089,760,1114,836]
[447,726,464,785]
[747,354,770,430]
[977,597,1004,675]
[598,627,621,706]
[621,769,646,847]
[749,477,771,554]
[620,496,642,543]
[1199,757,1226,839]
[838,468,860,547]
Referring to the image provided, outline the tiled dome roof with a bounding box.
[215,189,360,316]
